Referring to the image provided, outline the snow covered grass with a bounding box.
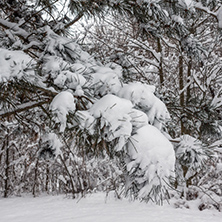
[0,192,221,222]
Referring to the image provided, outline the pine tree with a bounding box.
[0,0,221,209]
[0,0,176,202]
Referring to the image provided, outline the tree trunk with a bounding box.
[186,59,192,105]
[4,133,9,198]
[32,160,39,197]
[179,55,186,134]
[45,164,50,193]
[157,38,164,85]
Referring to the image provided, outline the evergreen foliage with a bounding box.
[0,0,222,210]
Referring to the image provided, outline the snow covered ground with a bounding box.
[0,193,221,222]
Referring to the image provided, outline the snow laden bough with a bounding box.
[126,125,175,203]
[50,91,76,133]
[51,87,175,203]
[0,26,175,202]
[0,33,175,203]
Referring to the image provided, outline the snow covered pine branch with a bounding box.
[0,25,175,202]
[47,33,175,202]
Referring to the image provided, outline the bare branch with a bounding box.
[64,12,84,29]
[0,100,51,118]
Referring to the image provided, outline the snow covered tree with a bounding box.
[0,0,221,209]
[0,0,177,203]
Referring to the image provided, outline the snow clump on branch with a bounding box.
[50,91,76,133]
[0,48,35,81]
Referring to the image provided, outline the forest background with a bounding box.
[0,0,222,211]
